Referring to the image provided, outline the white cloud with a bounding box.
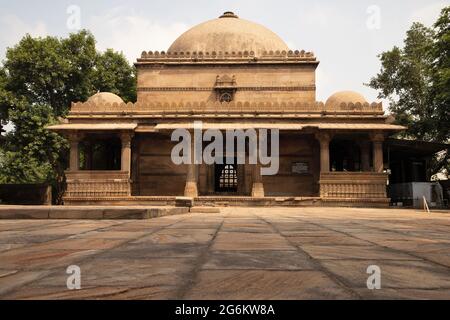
[409,1,447,27]
[0,14,47,57]
[86,7,189,63]
[299,4,337,29]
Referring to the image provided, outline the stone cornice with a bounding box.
[137,85,316,92]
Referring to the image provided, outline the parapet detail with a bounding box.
[69,100,383,115]
[137,50,316,63]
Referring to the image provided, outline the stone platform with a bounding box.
[63,196,390,208]
[0,206,189,220]
[0,207,449,300]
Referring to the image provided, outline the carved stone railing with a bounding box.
[136,50,316,63]
[65,171,131,198]
[319,172,388,199]
[69,101,383,115]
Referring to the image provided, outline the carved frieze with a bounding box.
[136,85,316,92]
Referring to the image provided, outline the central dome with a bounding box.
[168,12,289,57]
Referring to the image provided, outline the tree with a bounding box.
[93,49,136,103]
[0,30,136,202]
[1,31,97,118]
[368,6,449,176]
[431,6,450,143]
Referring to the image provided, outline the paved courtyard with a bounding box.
[0,207,449,300]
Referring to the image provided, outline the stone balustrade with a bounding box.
[319,172,388,199]
[69,100,384,115]
[65,171,131,198]
[137,49,316,62]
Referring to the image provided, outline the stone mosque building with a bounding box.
[48,11,405,207]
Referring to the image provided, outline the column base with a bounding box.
[184,182,198,198]
[251,182,265,198]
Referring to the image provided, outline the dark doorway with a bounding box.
[80,137,121,171]
[330,139,361,172]
[215,163,238,193]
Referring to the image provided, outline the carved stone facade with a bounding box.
[48,12,406,207]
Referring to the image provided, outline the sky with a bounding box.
[0,0,448,103]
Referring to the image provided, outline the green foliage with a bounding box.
[430,6,450,144]
[0,30,136,202]
[368,6,450,176]
[368,23,437,140]
[2,31,97,117]
[93,49,137,103]
[0,151,53,184]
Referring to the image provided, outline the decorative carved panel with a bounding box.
[65,171,131,198]
[319,172,388,199]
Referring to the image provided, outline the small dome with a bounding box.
[168,12,289,57]
[87,92,124,104]
[325,91,367,108]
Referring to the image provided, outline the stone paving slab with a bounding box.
[184,270,355,300]
[0,207,449,300]
[202,250,315,270]
[320,259,450,289]
[300,244,421,260]
[212,232,295,251]
[134,228,217,244]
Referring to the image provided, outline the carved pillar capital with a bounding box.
[67,131,83,143]
[315,131,333,144]
[369,131,385,143]
[120,131,134,147]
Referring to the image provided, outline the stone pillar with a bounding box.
[251,137,264,197]
[68,132,81,171]
[315,132,332,173]
[370,132,384,173]
[251,130,265,198]
[120,132,133,176]
[184,137,198,197]
[251,162,265,197]
[359,141,371,172]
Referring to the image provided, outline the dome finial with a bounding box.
[220,11,238,18]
